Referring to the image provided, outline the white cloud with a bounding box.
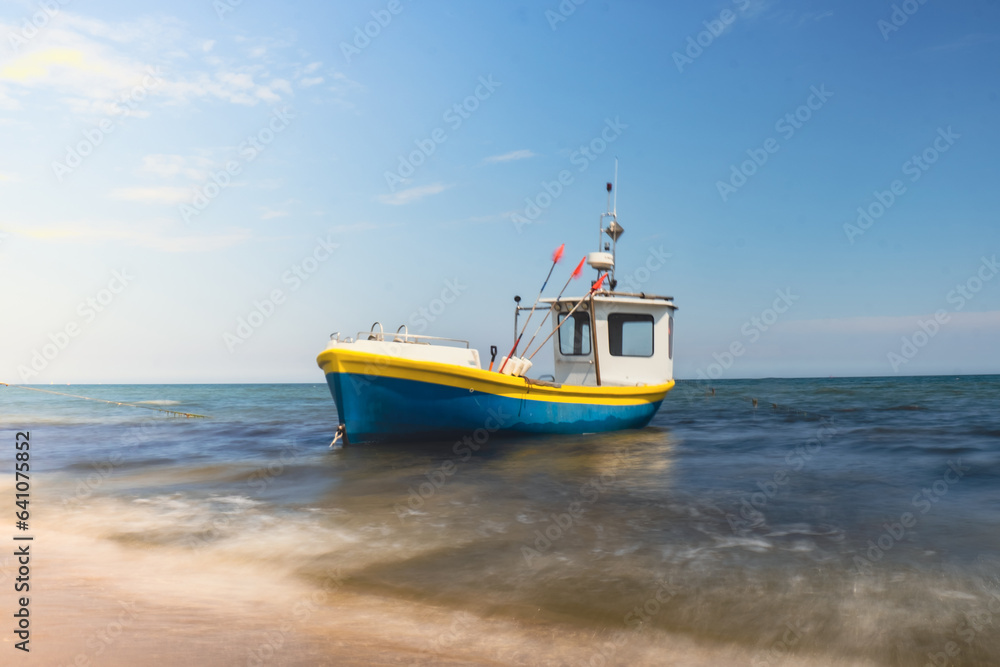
[448,211,518,225]
[218,72,255,90]
[271,78,293,95]
[927,33,999,53]
[0,86,21,110]
[327,71,363,108]
[776,311,1000,335]
[259,198,299,219]
[6,218,252,252]
[0,15,338,117]
[0,43,154,106]
[742,0,777,20]
[253,178,285,190]
[109,186,191,205]
[792,10,834,27]
[138,154,214,181]
[328,222,380,234]
[57,14,186,45]
[378,183,451,206]
[483,149,536,164]
[141,154,183,178]
[260,208,290,220]
[157,69,297,107]
[254,86,281,103]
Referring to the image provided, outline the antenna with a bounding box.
[593,164,624,290]
[613,158,618,215]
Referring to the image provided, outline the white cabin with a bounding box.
[541,292,676,387]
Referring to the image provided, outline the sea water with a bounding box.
[1,376,999,666]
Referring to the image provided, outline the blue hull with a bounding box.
[325,372,663,444]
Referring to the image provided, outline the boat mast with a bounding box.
[598,159,624,289]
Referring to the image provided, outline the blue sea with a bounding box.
[2,376,999,666]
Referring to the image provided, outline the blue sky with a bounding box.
[1,0,998,383]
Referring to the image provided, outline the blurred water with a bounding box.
[2,377,999,666]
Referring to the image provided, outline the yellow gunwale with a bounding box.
[317,347,674,406]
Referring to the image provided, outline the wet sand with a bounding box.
[21,508,878,667]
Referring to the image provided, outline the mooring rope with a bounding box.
[699,385,836,422]
[0,383,208,418]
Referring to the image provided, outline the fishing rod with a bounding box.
[498,243,564,373]
[0,383,208,418]
[519,256,585,362]
[527,273,607,361]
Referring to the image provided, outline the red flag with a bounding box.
[571,257,585,279]
[593,273,608,291]
[552,244,565,264]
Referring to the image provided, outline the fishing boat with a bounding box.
[316,182,677,444]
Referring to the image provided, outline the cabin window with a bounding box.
[609,313,654,357]
[558,311,592,356]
